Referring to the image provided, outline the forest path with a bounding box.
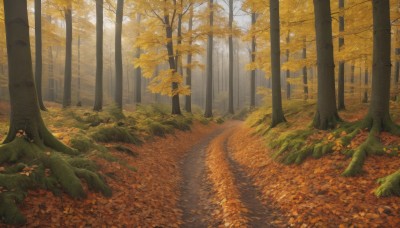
[179,121,275,227]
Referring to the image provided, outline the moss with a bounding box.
[105,104,125,121]
[91,126,141,144]
[0,137,112,225]
[215,117,225,124]
[375,170,400,197]
[69,135,93,153]
[147,121,174,137]
[74,168,111,197]
[113,145,139,157]
[342,133,384,176]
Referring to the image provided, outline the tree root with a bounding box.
[375,170,400,197]
[0,137,111,225]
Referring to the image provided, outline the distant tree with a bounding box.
[94,0,103,111]
[269,0,286,127]
[62,3,72,108]
[204,0,214,118]
[285,31,291,100]
[337,0,345,110]
[312,0,340,130]
[362,65,369,103]
[185,5,194,113]
[135,13,142,104]
[250,12,256,108]
[34,0,46,111]
[228,0,234,114]
[302,37,309,100]
[115,0,124,109]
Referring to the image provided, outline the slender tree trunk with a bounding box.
[77,35,81,105]
[94,0,103,111]
[204,0,213,117]
[250,12,256,108]
[62,7,72,108]
[303,37,309,100]
[393,47,400,101]
[338,0,345,110]
[135,14,142,104]
[312,0,340,130]
[185,6,193,113]
[228,0,234,114]
[34,0,46,111]
[286,31,291,100]
[3,0,74,153]
[164,14,181,115]
[115,0,124,109]
[362,66,369,103]
[47,46,54,102]
[270,0,286,127]
[350,61,355,95]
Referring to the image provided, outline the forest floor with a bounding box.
[1,100,400,227]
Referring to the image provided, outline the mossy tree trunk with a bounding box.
[94,0,103,111]
[270,0,286,127]
[34,0,46,111]
[62,6,72,108]
[204,0,213,118]
[312,0,340,130]
[337,0,345,110]
[114,0,124,109]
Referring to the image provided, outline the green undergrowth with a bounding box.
[0,137,112,225]
[247,100,400,197]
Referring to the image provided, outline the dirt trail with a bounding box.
[179,121,276,227]
[179,127,225,227]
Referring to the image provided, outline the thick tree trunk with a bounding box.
[135,14,142,104]
[337,0,345,110]
[362,66,369,103]
[115,0,124,109]
[204,0,213,118]
[228,0,234,114]
[250,12,256,108]
[164,14,181,115]
[270,0,286,127]
[94,0,103,111]
[313,0,340,130]
[185,6,193,113]
[286,32,291,100]
[3,0,74,154]
[365,0,392,130]
[303,37,309,100]
[34,0,46,111]
[62,7,72,108]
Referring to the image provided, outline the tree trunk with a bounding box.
[228,0,234,114]
[204,0,213,118]
[286,31,291,100]
[47,46,55,102]
[185,6,193,113]
[3,0,74,153]
[250,12,256,108]
[135,14,142,104]
[350,61,355,95]
[393,47,400,101]
[365,0,392,130]
[270,0,286,127]
[362,66,369,103]
[62,7,72,108]
[303,37,309,100]
[164,14,181,115]
[312,0,340,130]
[34,0,46,111]
[115,0,124,109]
[338,0,345,110]
[94,0,103,111]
